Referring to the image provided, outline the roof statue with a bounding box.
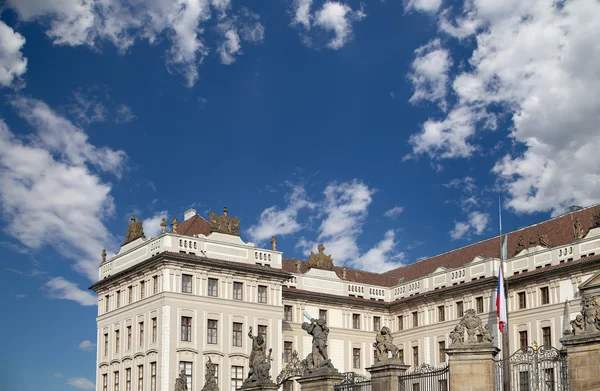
[101,249,106,264]
[208,206,240,236]
[123,215,144,245]
[538,232,550,247]
[594,210,600,227]
[573,218,585,240]
[171,217,178,234]
[271,236,277,251]
[308,244,334,270]
[528,236,537,246]
[160,217,167,234]
[514,235,525,256]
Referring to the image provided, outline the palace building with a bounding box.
[91,204,600,391]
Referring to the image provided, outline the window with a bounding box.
[412,311,418,327]
[208,278,218,297]
[150,363,156,391]
[439,380,448,391]
[137,365,143,391]
[258,285,268,303]
[126,369,131,391]
[214,364,219,388]
[438,341,446,363]
[231,366,244,391]
[518,292,527,309]
[153,276,158,294]
[232,322,243,347]
[127,326,132,350]
[283,381,293,391]
[456,301,464,318]
[105,295,110,312]
[180,274,192,294]
[413,346,419,366]
[117,291,121,308]
[102,374,108,391]
[542,327,551,346]
[207,319,218,344]
[352,314,361,329]
[181,316,192,342]
[284,341,293,362]
[114,371,119,391]
[128,286,133,304]
[258,325,267,340]
[140,281,145,299]
[319,309,327,322]
[233,282,243,300]
[353,348,361,369]
[179,362,192,391]
[398,349,404,362]
[152,318,157,343]
[373,316,381,332]
[540,287,550,305]
[519,330,528,348]
[104,333,109,356]
[398,315,404,331]
[115,330,120,354]
[438,306,445,322]
[284,305,293,322]
[139,322,144,347]
[476,296,484,314]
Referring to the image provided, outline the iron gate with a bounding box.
[334,372,371,391]
[398,364,449,391]
[495,344,568,391]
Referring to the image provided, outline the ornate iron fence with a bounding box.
[334,372,372,391]
[398,363,449,391]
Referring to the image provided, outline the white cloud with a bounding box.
[216,8,264,65]
[217,25,241,65]
[407,0,600,215]
[314,2,366,49]
[443,176,476,193]
[449,221,469,239]
[142,211,169,238]
[291,0,313,29]
[78,340,96,351]
[67,89,109,126]
[67,377,95,390]
[247,186,315,243]
[405,0,443,13]
[449,211,489,239]
[44,277,97,306]
[0,21,27,88]
[357,230,406,272]
[383,206,404,219]
[409,39,452,110]
[115,104,137,124]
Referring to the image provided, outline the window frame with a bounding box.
[373,316,381,332]
[139,322,144,347]
[115,330,120,354]
[207,319,218,344]
[231,366,244,391]
[232,322,243,347]
[398,315,404,331]
[519,330,528,348]
[542,326,551,346]
[438,341,446,363]
[438,306,445,322]
[150,363,156,391]
[284,341,293,363]
[258,285,268,304]
[353,348,361,369]
[137,365,143,391]
[352,314,361,329]
[181,274,192,294]
[152,318,157,343]
[518,292,527,309]
[179,361,192,391]
[412,346,419,366]
[476,296,484,314]
[127,326,132,350]
[208,278,219,297]
[126,368,131,391]
[540,287,550,305]
[456,301,464,318]
[181,316,192,342]
[284,305,293,322]
[233,282,243,301]
[319,309,327,323]
[114,371,119,391]
[412,311,418,327]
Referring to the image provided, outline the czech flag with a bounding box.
[496,265,507,333]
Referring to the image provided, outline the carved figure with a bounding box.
[171,217,178,234]
[301,316,335,374]
[528,236,537,246]
[460,309,483,343]
[161,217,167,234]
[101,249,106,263]
[208,207,240,235]
[295,260,302,273]
[573,218,585,240]
[581,296,600,333]
[538,232,550,247]
[373,326,399,363]
[255,348,273,382]
[201,357,218,391]
[308,244,334,270]
[246,327,267,382]
[570,314,585,335]
[123,215,145,245]
[593,210,600,228]
[174,369,188,391]
[271,236,277,251]
[449,324,464,345]
[481,325,493,343]
[514,235,526,256]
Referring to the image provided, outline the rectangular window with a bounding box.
[352,314,361,329]
[126,369,131,391]
[353,348,361,369]
[140,281,145,299]
[105,295,110,312]
[398,349,404,363]
[103,374,108,391]
[412,311,418,327]
[214,364,219,388]
[476,296,484,314]
[398,315,404,331]
[139,322,144,347]
[116,291,121,308]
[114,371,119,391]
[540,287,550,305]
[128,286,133,304]
[438,306,445,322]
[438,341,446,363]
[542,327,551,346]
[137,365,143,391]
[258,285,268,303]
[207,319,218,344]
[152,318,157,343]
[373,316,381,332]
[127,326,132,350]
[456,301,464,318]
[231,366,244,391]
[104,333,109,356]
[519,330,528,348]
[258,325,267,340]
[413,346,419,366]
[319,309,327,322]
[182,274,192,294]
[179,362,192,391]
[115,330,120,354]
[233,282,243,300]
[284,341,293,363]
[153,276,158,294]
[284,305,293,322]
[150,363,156,391]
[232,322,243,347]
[181,316,192,342]
[518,292,527,309]
[208,278,218,297]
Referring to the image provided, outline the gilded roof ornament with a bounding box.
[208,206,240,236]
[271,236,277,251]
[171,217,178,234]
[308,244,334,270]
[573,218,585,240]
[123,215,144,245]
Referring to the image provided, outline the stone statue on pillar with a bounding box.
[449,309,494,346]
[373,326,400,364]
[242,327,276,389]
[301,312,337,375]
[201,357,218,391]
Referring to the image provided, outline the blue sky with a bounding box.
[1,0,599,390]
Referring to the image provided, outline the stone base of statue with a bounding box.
[297,370,341,391]
[561,332,600,391]
[367,359,410,391]
[239,379,279,391]
[444,343,499,391]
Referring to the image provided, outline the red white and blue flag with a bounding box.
[496,234,508,333]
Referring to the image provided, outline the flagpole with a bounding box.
[499,198,511,391]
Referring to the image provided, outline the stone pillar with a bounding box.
[561,333,600,391]
[367,362,410,391]
[444,345,499,391]
[297,373,342,391]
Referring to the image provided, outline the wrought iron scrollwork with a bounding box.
[339,372,369,385]
[276,351,306,386]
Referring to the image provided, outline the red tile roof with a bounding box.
[176,214,211,237]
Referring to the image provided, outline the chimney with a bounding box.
[184,208,197,221]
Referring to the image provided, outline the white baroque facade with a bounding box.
[92,205,600,391]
